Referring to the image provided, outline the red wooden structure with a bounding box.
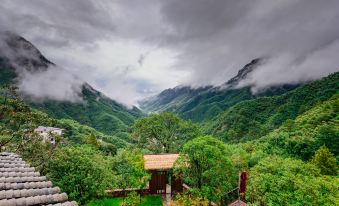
[149,170,167,194]
[144,154,183,195]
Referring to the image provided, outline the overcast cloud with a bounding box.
[0,0,338,106]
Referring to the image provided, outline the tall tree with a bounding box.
[174,136,237,202]
[311,146,337,176]
[132,112,201,153]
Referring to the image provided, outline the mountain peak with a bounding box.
[0,31,53,72]
[225,58,261,87]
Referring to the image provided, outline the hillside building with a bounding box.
[34,126,63,145]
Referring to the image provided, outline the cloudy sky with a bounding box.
[1,0,339,106]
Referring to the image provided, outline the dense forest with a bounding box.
[1,70,338,205]
[205,72,339,142]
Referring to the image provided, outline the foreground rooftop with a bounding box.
[0,152,77,206]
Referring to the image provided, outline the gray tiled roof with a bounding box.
[0,153,78,206]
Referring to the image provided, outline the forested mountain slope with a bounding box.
[0,32,142,135]
[254,93,339,161]
[140,59,299,122]
[205,72,339,142]
[30,84,142,135]
[0,89,128,154]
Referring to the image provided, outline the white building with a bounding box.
[34,126,63,145]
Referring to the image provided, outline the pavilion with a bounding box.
[143,154,183,195]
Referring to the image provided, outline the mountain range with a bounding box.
[0,32,142,136]
[140,58,299,122]
[1,32,338,146]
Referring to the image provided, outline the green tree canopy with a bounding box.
[247,156,339,206]
[132,112,201,153]
[84,133,100,148]
[111,147,150,190]
[45,145,113,204]
[175,136,237,202]
[311,146,337,176]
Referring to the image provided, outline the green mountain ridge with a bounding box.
[254,93,339,161]
[205,71,339,143]
[0,32,143,135]
[139,59,300,122]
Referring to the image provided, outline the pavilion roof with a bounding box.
[228,200,247,206]
[144,154,179,170]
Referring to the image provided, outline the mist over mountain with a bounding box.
[0,31,142,134]
[139,58,300,121]
[1,0,339,105]
[0,31,84,102]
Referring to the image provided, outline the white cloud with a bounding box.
[17,66,83,102]
[0,0,338,105]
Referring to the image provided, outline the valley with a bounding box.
[1,30,338,206]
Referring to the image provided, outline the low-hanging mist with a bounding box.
[0,31,84,102]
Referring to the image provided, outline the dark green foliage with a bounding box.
[140,59,298,123]
[175,136,237,202]
[316,124,339,157]
[30,84,143,135]
[246,157,339,206]
[45,145,113,204]
[139,86,212,114]
[0,86,128,157]
[132,112,201,153]
[178,87,255,122]
[86,196,163,206]
[256,94,339,161]
[111,148,149,190]
[0,58,16,86]
[206,72,339,142]
[0,87,57,162]
[141,85,297,123]
[311,146,337,176]
[56,118,128,155]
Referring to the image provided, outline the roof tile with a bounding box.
[0,153,78,206]
[144,154,179,170]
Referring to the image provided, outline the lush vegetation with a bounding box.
[132,112,201,153]
[1,62,338,205]
[111,148,149,190]
[140,59,298,123]
[0,61,143,137]
[205,72,339,142]
[0,86,58,170]
[140,84,296,124]
[86,196,163,206]
[0,86,142,204]
[45,145,113,204]
[30,84,143,135]
[253,94,339,162]
[174,136,237,202]
[56,118,129,155]
[247,157,338,205]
